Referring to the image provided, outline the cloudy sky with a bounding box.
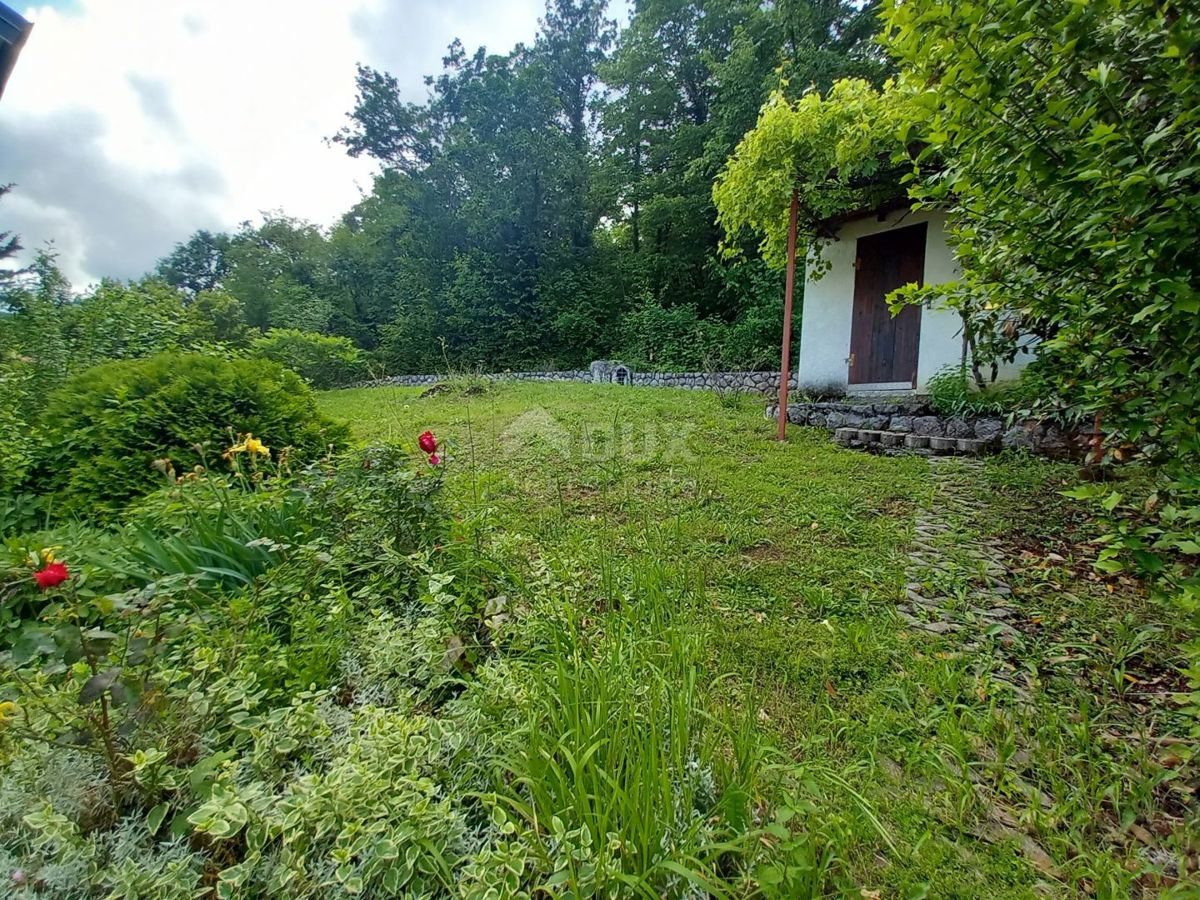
[0,0,571,285]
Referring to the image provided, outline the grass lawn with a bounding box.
[320,382,1197,897]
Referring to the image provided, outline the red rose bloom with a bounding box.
[428,454,441,466]
[33,562,69,591]
[418,430,437,454]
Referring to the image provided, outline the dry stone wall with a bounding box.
[765,400,1085,457]
[358,369,796,396]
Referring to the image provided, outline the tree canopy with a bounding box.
[141,0,895,372]
[712,79,917,267]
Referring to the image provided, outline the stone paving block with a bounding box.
[916,620,959,635]
[897,457,1029,659]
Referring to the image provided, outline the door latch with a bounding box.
[847,353,856,367]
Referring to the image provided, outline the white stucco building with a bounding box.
[796,207,1023,394]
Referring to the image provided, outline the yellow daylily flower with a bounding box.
[243,436,270,456]
[0,701,18,722]
[224,434,270,458]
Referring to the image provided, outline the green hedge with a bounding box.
[249,328,365,388]
[32,352,350,516]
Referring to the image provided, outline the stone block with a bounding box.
[912,416,944,437]
[826,411,865,430]
[974,417,1004,443]
[898,399,932,417]
[929,436,957,454]
[881,431,905,448]
[889,415,914,433]
[1036,423,1074,457]
[834,427,857,446]
[859,429,883,444]
[945,417,974,438]
[956,437,985,455]
[1002,424,1037,451]
[905,434,930,449]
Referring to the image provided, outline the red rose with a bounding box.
[428,454,441,466]
[32,562,69,591]
[418,431,437,454]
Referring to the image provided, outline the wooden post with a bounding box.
[776,188,800,441]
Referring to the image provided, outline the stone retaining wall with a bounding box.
[630,371,796,393]
[766,400,1085,457]
[358,369,796,396]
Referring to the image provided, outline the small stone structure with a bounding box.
[589,360,633,385]
[765,399,1085,458]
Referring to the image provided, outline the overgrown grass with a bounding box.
[496,574,760,895]
[319,382,1198,896]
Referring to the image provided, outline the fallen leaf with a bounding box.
[1128,823,1155,846]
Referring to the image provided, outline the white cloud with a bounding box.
[0,0,558,285]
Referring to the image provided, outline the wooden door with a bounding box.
[848,223,926,386]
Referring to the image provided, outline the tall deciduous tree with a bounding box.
[0,184,29,291]
[330,0,619,368]
[155,229,231,298]
[599,0,891,320]
[136,0,892,372]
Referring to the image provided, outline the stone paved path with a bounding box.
[897,457,1024,651]
[895,456,1061,882]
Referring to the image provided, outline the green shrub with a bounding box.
[924,364,1055,420]
[186,290,253,347]
[618,297,722,370]
[64,280,194,369]
[0,355,43,494]
[31,352,349,517]
[924,365,984,417]
[250,328,365,389]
